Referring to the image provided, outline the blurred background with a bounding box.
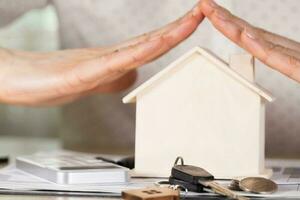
[0,0,299,158]
[0,4,61,157]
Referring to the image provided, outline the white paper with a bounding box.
[1,152,300,198]
[0,165,158,194]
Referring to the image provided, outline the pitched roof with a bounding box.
[123,47,274,103]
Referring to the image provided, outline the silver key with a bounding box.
[172,157,249,200]
[201,180,249,200]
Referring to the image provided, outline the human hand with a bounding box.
[201,0,300,83]
[0,2,203,106]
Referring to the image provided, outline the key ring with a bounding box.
[155,181,170,186]
[174,157,184,166]
[155,180,189,197]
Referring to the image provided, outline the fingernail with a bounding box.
[245,28,257,40]
[209,0,218,8]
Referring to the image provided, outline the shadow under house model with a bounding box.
[123,47,275,178]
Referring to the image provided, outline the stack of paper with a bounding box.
[0,165,160,195]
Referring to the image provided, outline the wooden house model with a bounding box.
[123,47,274,178]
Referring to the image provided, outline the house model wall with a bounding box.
[123,47,274,178]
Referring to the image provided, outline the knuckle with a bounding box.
[233,28,243,44]
[288,55,299,66]
[286,55,300,78]
[241,27,258,45]
[262,43,281,62]
[287,56,300,77]
[270,44,284,53]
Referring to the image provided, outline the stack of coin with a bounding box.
[228,179,242,191]
[228,177,278,194]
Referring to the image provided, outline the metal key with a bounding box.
[201,180,248,200]
[171,157,249,200]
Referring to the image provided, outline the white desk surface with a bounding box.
[0,136,298,200]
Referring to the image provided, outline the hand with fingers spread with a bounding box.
[201,0,300,83]
[0,2,203,106]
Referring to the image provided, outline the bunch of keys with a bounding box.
[169,157,248,200]
[168,157,278,199]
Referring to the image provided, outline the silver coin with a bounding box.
[239,177,278,194]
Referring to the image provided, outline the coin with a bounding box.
[228,179,242,191]
[239,177,278,194]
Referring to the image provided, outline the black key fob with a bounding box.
[171,157,214,184]
[169,176,205,193]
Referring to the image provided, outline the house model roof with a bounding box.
[123,47,274,103]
